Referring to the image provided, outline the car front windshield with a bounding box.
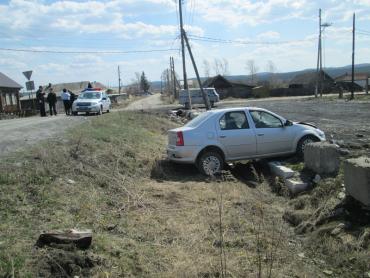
[79,92,101,99]
[184,112,210,128]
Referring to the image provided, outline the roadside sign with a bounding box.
[26,81,35,91]
[23,70,33,81]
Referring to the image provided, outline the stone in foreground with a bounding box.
[304,142,340,174]
[344,156,370,206]
[285,179,309,195]
[268,162,295,179]
[37,229,92,249]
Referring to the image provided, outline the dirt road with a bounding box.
[0,115,86,156]
[0,95,163,156]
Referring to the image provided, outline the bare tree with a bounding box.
[220,58,229,76]
[213,58,229,76]
[266,60,277,88]
[246,60,259,85]
[203,59,211,78]
[213,58,221,75]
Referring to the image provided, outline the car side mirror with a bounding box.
[102,97,107,100]
[284,120,293,126]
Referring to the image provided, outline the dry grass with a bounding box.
[0,111,367,277]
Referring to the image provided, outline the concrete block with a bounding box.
[268,162,295,179]
[344,156,370,206]
[285,179,309,195]
[304,142,340,174]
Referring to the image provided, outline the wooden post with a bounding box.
[183,32,211,110]
[351,13,355,100]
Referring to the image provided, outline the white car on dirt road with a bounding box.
[72,89,111,115]
[167,107,326,175]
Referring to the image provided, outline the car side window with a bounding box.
[250,111,282,128]
[219,111,249,130]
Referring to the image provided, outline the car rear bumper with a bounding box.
[166,146,199,163]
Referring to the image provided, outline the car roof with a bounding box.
[207,106,266,115]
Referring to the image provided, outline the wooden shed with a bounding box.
[0,72,22,114]
[202,75,254,99]
[289,70,335,94]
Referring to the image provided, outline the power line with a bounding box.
[0,47,180,54]
[187,34,316,45]
[357,28,370,34]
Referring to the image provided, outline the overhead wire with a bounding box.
[187,34,316,45]
[0,47,180,55]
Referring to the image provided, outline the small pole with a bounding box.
[351,13,355,100]
[118,66,121,94]
[315,9,321,98]
[183,32,211,110]
[171,57,177,99]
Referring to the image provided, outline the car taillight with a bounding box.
[176,131,184,146]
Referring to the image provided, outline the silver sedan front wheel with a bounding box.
[198,151,224,176]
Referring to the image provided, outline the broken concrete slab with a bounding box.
[285,179,309,195]
[304,142,340,175]
[268,162,295,179]
[344,156,370,206]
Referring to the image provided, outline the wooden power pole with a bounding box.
[183,33,211,110]
[171,57,177,98]
[118,66,121,94]
[315,9,322,98]
[315,9,331,98]
[351,13,355,100]
[178,0,210,110]
[179,0,188,91]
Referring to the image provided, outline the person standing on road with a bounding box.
[61,88,71,115]
[36,86,46,117]
[47,88,57,116]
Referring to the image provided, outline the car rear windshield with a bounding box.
[184,112,210,128]
[79,92,101,99]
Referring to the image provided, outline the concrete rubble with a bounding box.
[344,156,370,206]
[304,142,340,175]
[268,161,308,195]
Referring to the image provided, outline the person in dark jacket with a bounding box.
[36,86,46,117]
[68,90,77,115]
[61,88,71,115]
[47,88,57,116]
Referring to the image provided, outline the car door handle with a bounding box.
[257,134,264,136]
[219,135,227,138]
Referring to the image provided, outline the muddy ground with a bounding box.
[178,97,370,157]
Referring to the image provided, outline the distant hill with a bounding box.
[149,63,370,90]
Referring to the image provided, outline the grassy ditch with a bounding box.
[0,111,368,277]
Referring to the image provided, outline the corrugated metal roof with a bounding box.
[0,72,22,89]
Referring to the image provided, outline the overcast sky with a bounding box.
[0,0,369,88]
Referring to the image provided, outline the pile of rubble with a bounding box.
[167,109,202,125]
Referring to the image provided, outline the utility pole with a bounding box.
[171,57,177,98]
[315,9,331,98]
[351,13,355,100]
[118,66,121,94]
[179,0,188,90]
[183,32,211,110]
[179,0,191,109]
[315,9,322,98]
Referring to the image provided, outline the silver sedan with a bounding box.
[167,107,325,175]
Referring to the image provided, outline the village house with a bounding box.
[202,75,254,99]
[289,70,335,94]
[0,72,22,114]
[335,72,368,94]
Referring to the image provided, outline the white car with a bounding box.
[72,89,111,115]
[167,107,326,175]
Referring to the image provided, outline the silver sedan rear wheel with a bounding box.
[198,151,224,176]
